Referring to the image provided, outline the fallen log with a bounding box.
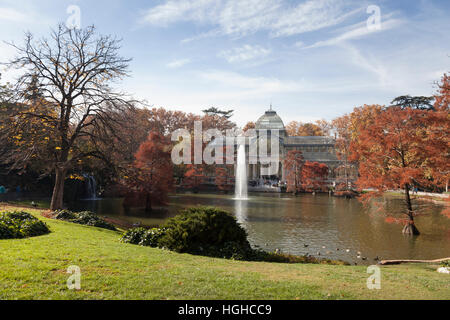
[379,257,450,265]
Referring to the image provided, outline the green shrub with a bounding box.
[0,222,19,239]
[139,228,167,247]
[158,207,251,258]
[0,211,50,239]
[118,206,350,265]
[71,211,116,230]
[54,209,77,220]
[53,210,116,231]
[120,227,147,245]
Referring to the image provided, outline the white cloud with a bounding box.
[305,18,403,48]
[141,0,361,39]
[218,44,271,63]
[166,58,191,68]
[0,7,28,22]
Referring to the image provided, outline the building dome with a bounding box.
[255,107,285,131]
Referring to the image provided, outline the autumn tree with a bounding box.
[286,121,324,136]
[301,161,329,192]
[184,164,205,193]
[243,121,256,132]
[124,132,173,213]
[215,166,233,193]
[332,105,382,191]
[352,105,448,235]
[332,114,352,191]
[315,119,332,136]
[283,150,304,194]
[3,25,136,210]
[427,74,450,191]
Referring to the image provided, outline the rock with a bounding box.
[437,267,450,274]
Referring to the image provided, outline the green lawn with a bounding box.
[0,205,448,300]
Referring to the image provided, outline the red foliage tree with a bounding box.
[183,164,205,193]
[284,150,304,194]
[428,74,450,191]
[301,161,329,192]
[124,132,173,212]
[215,166,233,193]
[351,105,448,235]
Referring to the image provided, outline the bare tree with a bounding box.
[2,24,137,210]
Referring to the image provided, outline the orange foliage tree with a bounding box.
[301,161,329,192]
[243,122,256,132]
[351,104,448,235]
[183,165,205,193]
[283,150,304,194]
[428,74,450,191]
[286,121,324,136]
[215,166,233,193]
[124,132,173,213]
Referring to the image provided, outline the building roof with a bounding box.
[284,136,335,146]
[255,107,285,131]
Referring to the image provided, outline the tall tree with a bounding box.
[428,74,450,191]
[332,114,352,191]
[125,132,173,213]
[283,150,304,194]
[202,107,234,119]
[352,106,447,235]
[390,95,434,110]
[301,161,329,192]
[3,25,136,210]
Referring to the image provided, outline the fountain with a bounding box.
[235,144,248,200]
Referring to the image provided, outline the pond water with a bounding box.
[71,193,450,265]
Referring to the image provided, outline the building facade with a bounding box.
[244,107,355,188]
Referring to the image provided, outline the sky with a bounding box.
[0,0,449,126]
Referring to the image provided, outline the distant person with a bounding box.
[0,186,5,194]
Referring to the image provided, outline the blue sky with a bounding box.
[0,0,449,126]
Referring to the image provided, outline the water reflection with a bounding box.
[234,199,248,225]
[73,193,450,264]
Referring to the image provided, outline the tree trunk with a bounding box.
[145,192,152,213]
[50,167,67,211]
[402,185,420,235]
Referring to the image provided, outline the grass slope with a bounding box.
[0,205,448,300]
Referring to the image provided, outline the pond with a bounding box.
[70,193,450,265]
